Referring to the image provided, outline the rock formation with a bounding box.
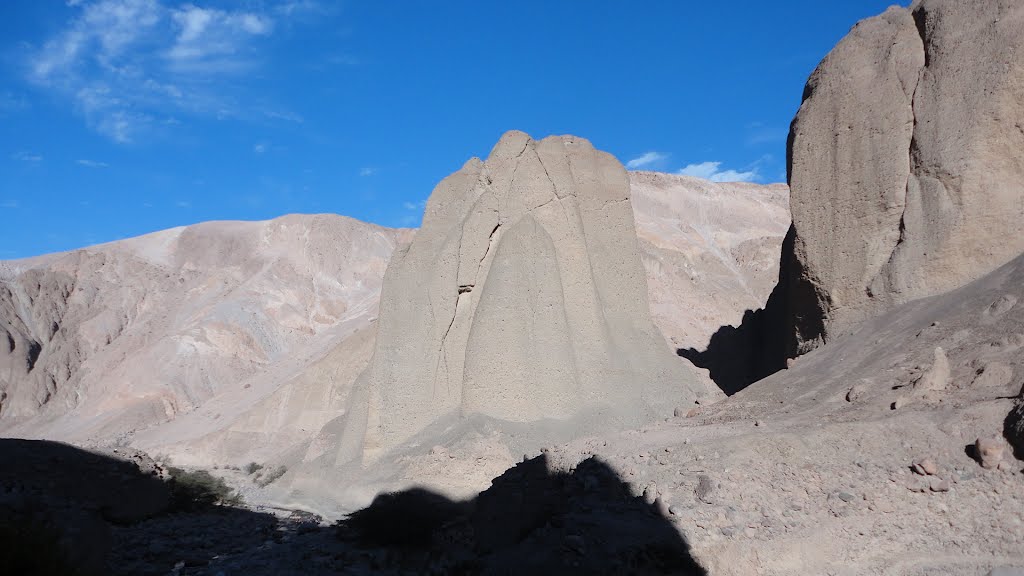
[0,215,407,448]
[336,131,721,464]
[630,172,789,353]
[785,0,1024,354]
[0,171,785,468]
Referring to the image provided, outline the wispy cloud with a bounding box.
[253,142,267,154]
[359,166,377,177]
[12,151,43,163]
[0,200,18,209]
[625,151,669,170]
[678,161,759,183]
[167,4,273,73]
[26,0,306,143]
[76,159,109,167]
[175,199,191,208]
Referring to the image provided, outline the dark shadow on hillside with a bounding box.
[676,226,823,395]
[1,440,705,575]
[0,438,298,576]
[339,454,707,575]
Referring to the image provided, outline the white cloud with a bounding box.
[360,167,377,177]
[626,151,668,170]
[26,0,302,143]
[77,159,109,167]
[167,4,273,72]
[678,161,759,183]
[253,142,267,154]
[175,199,191,208]
[13,152,43,162]
[0,200,18,209]
[402,199,427,211]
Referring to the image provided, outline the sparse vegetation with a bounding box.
[244,461,264,475]
[254,465,287,487]
[167,466,243,510]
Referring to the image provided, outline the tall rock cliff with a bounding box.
[785,0,1024,353]
[338,131,720,463]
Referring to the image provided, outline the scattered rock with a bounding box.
[912,458,939,476]
[642,484,658,505]
[929,477,950,493]
[914,347,950,392]
[654,497,670,517]
[846,382,869,403]
[975,437,1006,469]
[695,475,715,503]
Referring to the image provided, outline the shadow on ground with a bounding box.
[339,454,706,575]
[677,226,822,395]
[1,440,706,575]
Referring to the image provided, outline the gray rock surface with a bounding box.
[336,131,721,465]
[785,0,1024,354]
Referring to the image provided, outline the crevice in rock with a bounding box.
[26,340,42,372]
[912,5,930,68]
[871,19,927,297]
[480,223,501,266]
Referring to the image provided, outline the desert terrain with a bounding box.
[2,0,1022,574]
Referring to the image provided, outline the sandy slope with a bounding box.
[0,214,408,453]
[536,251,1024,575]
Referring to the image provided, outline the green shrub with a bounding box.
[167,466,243,510]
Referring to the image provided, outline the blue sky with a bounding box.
[0,1,903,259]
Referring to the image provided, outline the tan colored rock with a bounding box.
[335,131,721,464]
[975,436,1006,469]
[912,458,938,476]
[785,0,1024,353]
[914,347,950,392]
